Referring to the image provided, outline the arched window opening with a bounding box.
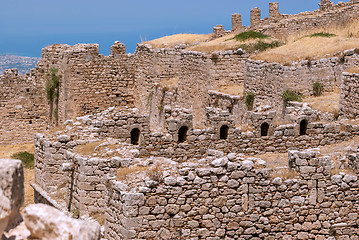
[131,128,140,145]
[178,126,188,143]
[220,125,229,140]
[300,119,308,136]
[261,122,269,137]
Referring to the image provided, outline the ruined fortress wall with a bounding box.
[339,72,359,119]
[105,148,359,239]
[249,1,359,39]
[38,44,136,125]
[245,51,359,109]
[0,69,47,144]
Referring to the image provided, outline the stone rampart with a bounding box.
[0,69,47,144]
[105,148,359,239]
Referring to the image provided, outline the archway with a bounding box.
[261,122,269,137]
[178,126,188,143]
[131,128,140,145]
[220,125,229,140]
[300,119,308,135]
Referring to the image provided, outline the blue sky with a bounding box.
[0,0,343,57]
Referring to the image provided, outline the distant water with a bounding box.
[0,55,40,75]
[0,28,210,58]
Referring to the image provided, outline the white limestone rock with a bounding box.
[0,159,24,232]
[22,204,101,240]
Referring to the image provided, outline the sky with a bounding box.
[0,0,344,57]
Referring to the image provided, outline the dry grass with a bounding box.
[144,34,211,49]
[346,67,359,74]
[303,91,340,115]
[74,141,105,156]
[159,76,178,91]
[0,144,35,209]
[117,166,148,181]
[239,124,254,132]
[252,152,288,169]
[217,84,244,96]
[90,212,105,225]
[186,34,277,53]
[146,165,164,182]
[255,20,359,64]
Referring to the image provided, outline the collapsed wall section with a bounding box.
[0,69,47,144]
[105,148,359,239]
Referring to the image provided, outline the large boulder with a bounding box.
[0,159,24,234]
[23,204,101,240]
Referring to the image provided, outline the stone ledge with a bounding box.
[30,183,66,211]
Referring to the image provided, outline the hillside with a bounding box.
[0,54,39,75]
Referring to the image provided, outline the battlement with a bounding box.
[214,0,359,38]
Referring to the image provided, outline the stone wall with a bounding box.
[339,71,359,119]
[105,148,359,239]
[216,1,359,40]
[0,69,47,144]
[244,50,359,110]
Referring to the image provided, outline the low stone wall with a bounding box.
[105,148,359,239]
[339,71,359,119]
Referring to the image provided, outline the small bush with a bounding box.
[281,90,303,104]
[238,40,282,54]
[313,82,324,96]
[245,92,255,110]
[146,165,163,183]
[72,209,80,219]
[11,151,34,169]
[232,30,269,41]
[306,32,336,38]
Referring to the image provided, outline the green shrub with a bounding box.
[306,32,336,38]
[11,151,34,169]
[232,31,269,41]
[72,209,80,219]
[313,82,324,96]
[281,90,303,104]
[238,40,282,54]
[245,92,255,110]
[46,68,59,102]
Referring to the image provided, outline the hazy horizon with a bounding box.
[0,0,344,57]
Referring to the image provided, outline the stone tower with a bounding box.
[232,13,244,32]
[319,0,333,11]
[250,7,261,27]
[269,2,280,20]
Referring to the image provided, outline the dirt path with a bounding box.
[0,143,34,208]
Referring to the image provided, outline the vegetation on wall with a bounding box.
[313,82,324,96]
[46,68,60,125]
[281,90,303,104]
[245,92,255,110]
